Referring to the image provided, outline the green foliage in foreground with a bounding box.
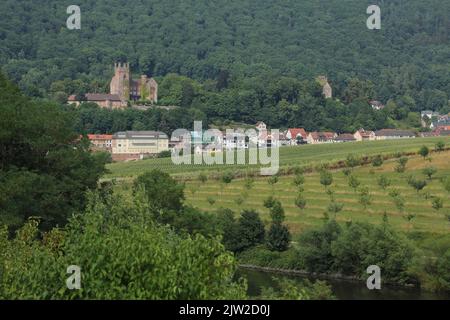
[0,192,247,300]
[0,73,108,231]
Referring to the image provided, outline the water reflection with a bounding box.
[237,268,450,300]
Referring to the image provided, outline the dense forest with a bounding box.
[0,0,449,132]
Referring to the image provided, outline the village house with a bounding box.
[286,128,308,145]
[255,121,267,132]
[87,134,113,152]
[307,132,337,144]
[354,129,376,142]
[335,133,356,143]
[112,131,169,161]
[374,129,416,140]
[431,115,450,130]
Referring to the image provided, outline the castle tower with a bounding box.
[110,62,131,102]
[317,76,332,99]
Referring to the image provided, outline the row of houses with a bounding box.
[421,111,450,129]
[85,121,427,162]
[283,128,417,145]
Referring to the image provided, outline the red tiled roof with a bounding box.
[309,131,336,140]
[87,134,113,140]
[288,128,308,139]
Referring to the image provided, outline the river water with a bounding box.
[237,268,450,300]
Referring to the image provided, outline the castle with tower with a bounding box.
[68,62,158,109]
[110,62,158,104]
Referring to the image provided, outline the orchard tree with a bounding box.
[419,146,429,159]
[359,187,372,209]
[407,176,427,193]
[327,201,344,219]
[432,197,443,211]
[377,175,391,190]
[422,167,437,180]
[395,157,409,173]
[295,194,307,211]
[435,141,445,152]
[348,175,361,192]
[372,155,384,167]
[320,170,333,190]
[345,154,361,170]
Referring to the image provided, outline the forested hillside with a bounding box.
[1,0,449,130]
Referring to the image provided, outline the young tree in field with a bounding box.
[268,175,279,192]
[432,197,443,211]
[207,197,216,206]
[408,176,427,193]
[345,154,361,171]
[320,170,333,190]
[326,188,336,201]
[359,186,372,209]
[268,200,285,224]
[377,175,391,190]
[293,173,305,191]
[422,167,437,180]
[435,141,445,152]
[220,171,234,196]
[327,201,344,219]
[371,155,384,167]
[343,168,352,176]
[244,176,254,190]
[348,175,361,192]
[295,194,307,211]
[389,189,405,213]
[395,157,409,173]
[263,196,276,209]
[419,145,429,159]
[234,196,244,206]
[196,173,208,199]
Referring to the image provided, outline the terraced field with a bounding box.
[106,137,450,179]
[109,137,450,236]
[182,151,450,235]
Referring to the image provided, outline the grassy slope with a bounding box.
[109,137,450,236]
[106,137,450,179]
[183,151,450,235]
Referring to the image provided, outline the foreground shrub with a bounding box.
[0,193,246,299]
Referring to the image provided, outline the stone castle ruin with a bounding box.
[317,76,332,99]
